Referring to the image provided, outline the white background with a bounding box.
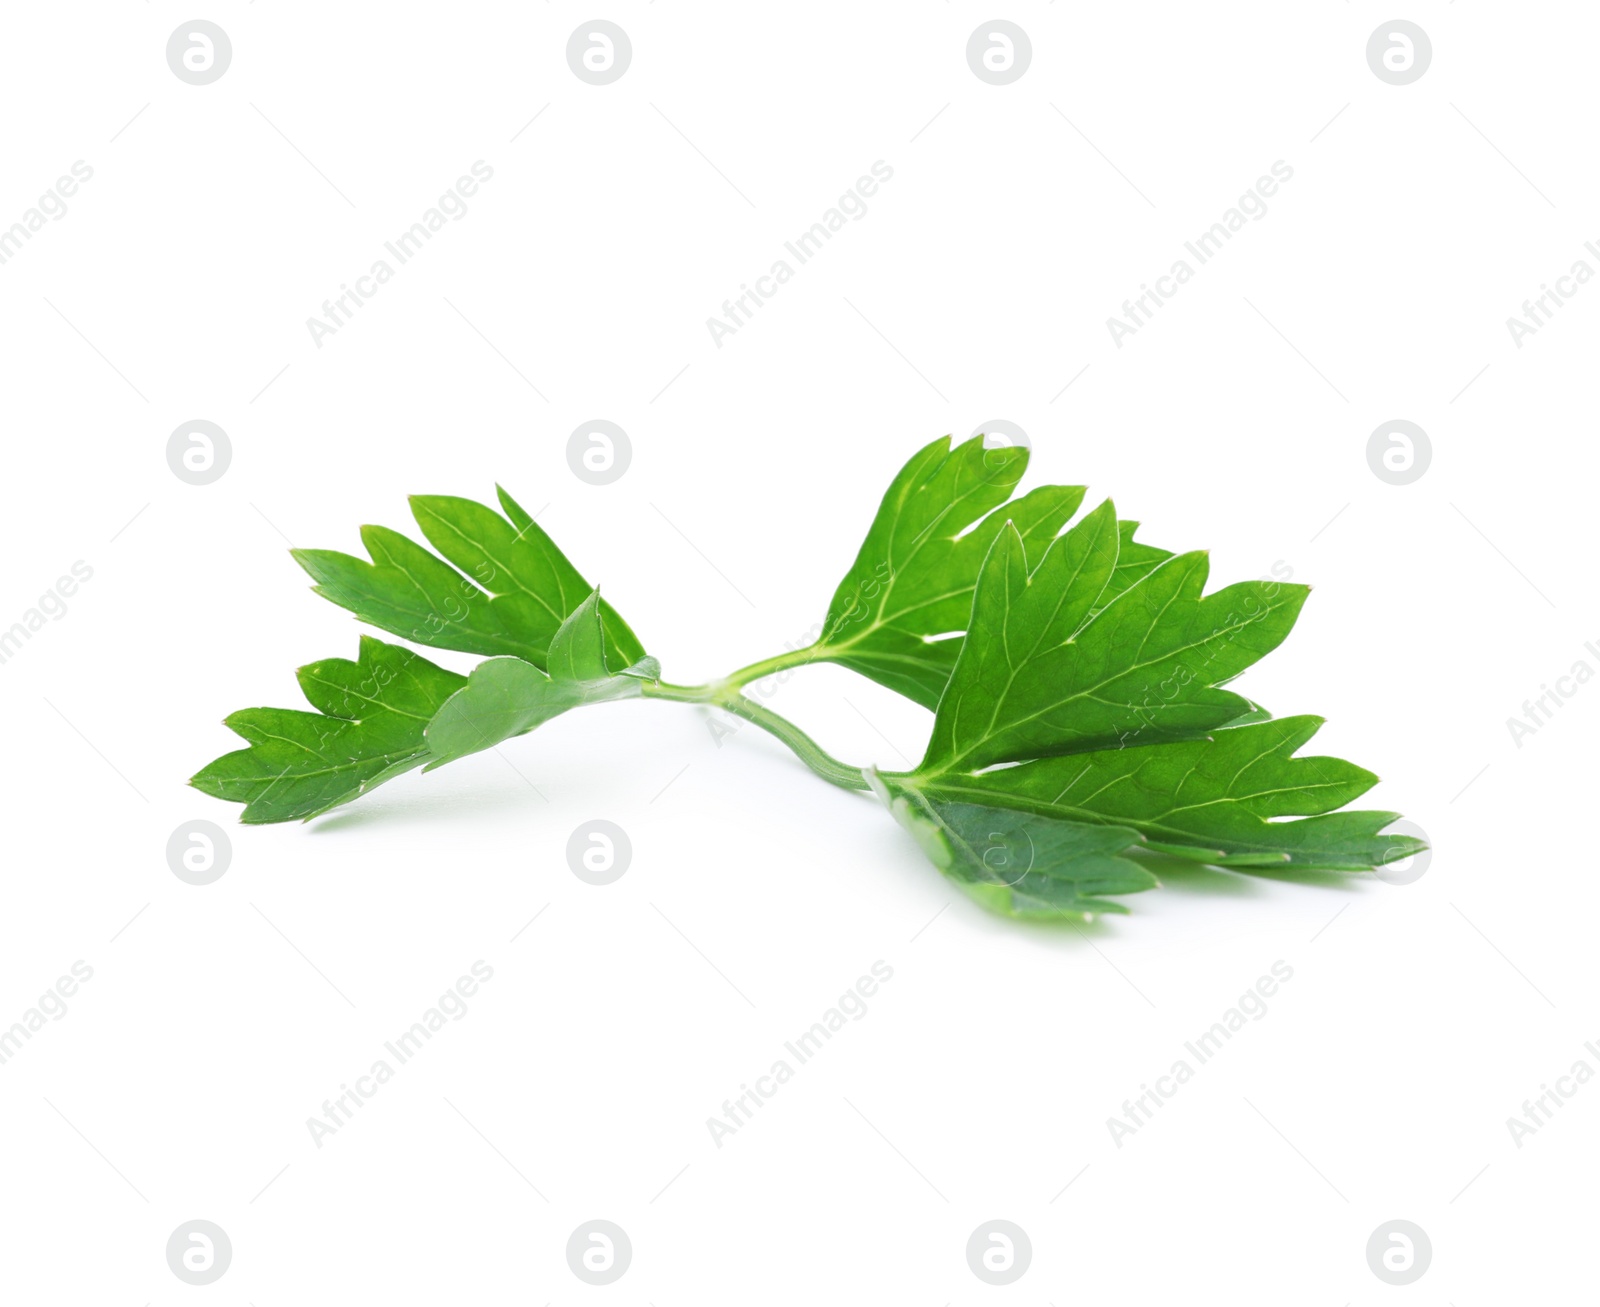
[1,3,1594,1302]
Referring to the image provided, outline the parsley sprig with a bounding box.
[193,436,1423,922]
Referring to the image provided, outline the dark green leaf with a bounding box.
[914,715,1423,872]
[868,769,1156,920]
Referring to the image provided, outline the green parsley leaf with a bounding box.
[867,769,1156,920]
[189,636,465,823]
[806,435,1087,708]
[193,442,1424,928]
[808,435,1172,709]
[292,486,643,669]
[880,519,1420,883]
[908,716,1422,872]
[922,517,1307,770]
[423,588,654,768]
[544,585,612,680]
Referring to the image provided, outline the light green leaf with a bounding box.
[422,655,645,769]
[189,636,466,823]
[419,586,651,768]
[545,587,612,681]
[1096,519,1175,615]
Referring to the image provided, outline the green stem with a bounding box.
[715,642,826,694]
[716,694,872,792]
[639,641,828,702]
[640,674,871,793]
